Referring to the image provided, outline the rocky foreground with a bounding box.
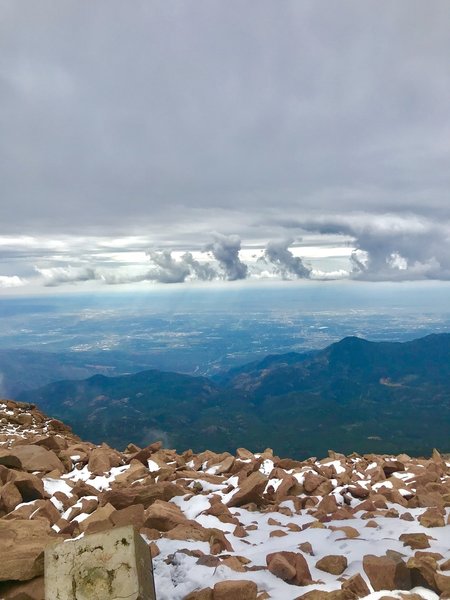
[1,400,450,600]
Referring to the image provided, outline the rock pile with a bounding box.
[1,399,450,600]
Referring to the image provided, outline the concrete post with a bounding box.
[45,525,156,599]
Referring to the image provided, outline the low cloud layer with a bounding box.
[2,217,447,290]
[35,266,100,287]
[0,3,449,293]
[298,214,450,281]
[30,235,314,288]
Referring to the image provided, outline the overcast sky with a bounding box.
[1,1,450,292]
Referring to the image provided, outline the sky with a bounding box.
[1,1,450,293]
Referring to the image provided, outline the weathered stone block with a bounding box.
[44,525,155,600]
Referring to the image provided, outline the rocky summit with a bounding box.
[1,399,450,600]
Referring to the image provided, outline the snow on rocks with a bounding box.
[1,399,450,600]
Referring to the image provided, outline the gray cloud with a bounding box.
[263,240,311,279]
[144,250,217,283]
[35,266,99,287]
[298,214,450,281]
[1,1,450,286]
[146,250,191,284]
[33,247,220,287]
[181,252,217,281]
[206,234,248,281]
[1,2,449,240]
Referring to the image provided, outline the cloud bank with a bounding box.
[4,217,446,290]
[298,214,450,281]
[1,2,449,290]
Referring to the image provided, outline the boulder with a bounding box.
[226,471,268,507]
[434,572,450,594]
[267,551,312,586]
[232,525,248,538]
[143,499,187,531]
[71,480,99,499]
[399,533,430,550]
[406,555,438,591]
[267,553,296,581]
[113,460,148,485]
[381,460,405,476]
[213,580,257,600]
[236,448,254,460]
[363,554,411,591]
[0,481,22,513]
[3,499,49,522]
[87,447,114,475]
[8,471,45,502]
[65,497,98,522]
[205,496,236,524]
[298,542,314,555]
[196,555,221,569]
[0,576,45,600]
[317,495,339,514]
[400,512,415,522]
[341,573,370,598]
[101,481,185,510]
[110,504,145,529]
[0,449,22,469]
[273,475,301,502]
[78,503,116,533]
[211,456,235,475]
[0,445,64,473]
[295,592,347,600]
[419,507,445,528]
[415,491,444,509]
[30,499,61,526]
[315,555,348,575]
[348,485,370,499]
[208,528,233,554]
[35,434,68,452]
[220,557,245,572]
[165,521,211,543]
[0,519,58,581]
[270,529,287,538]
[329,525,360,539]
[303,472,326,493]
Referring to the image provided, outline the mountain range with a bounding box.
[17,333,450,458]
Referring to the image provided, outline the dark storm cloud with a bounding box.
[206,234,248,281]
[263,240,311,279]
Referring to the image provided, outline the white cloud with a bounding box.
[0,275,26,288]
[35,266,98,287]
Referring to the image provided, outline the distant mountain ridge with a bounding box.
[17,333,450,458]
